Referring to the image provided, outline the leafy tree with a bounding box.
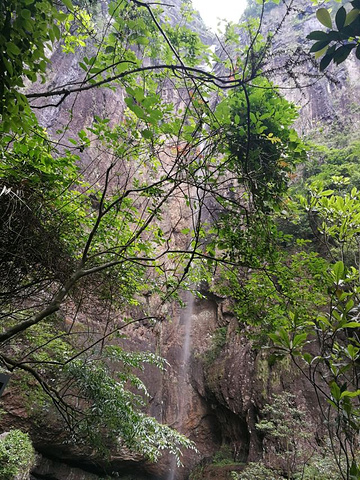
[235,393,318,479]
[1,0,305,467]
[209,141,360,479]
[64,348,194,462]
[256,393,316,479]
[262,186,360,479]
[214,182,360,479]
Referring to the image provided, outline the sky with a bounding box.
[191,0,248,32]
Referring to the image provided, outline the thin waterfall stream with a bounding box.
[167,290,195,480]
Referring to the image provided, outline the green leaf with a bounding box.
[332,261,345,284]
[3,57,13,76]
[317,8,332,28]
[61,0,73,10]
[320,53,333,70]
[327,30,342,41]
[268,333,281,345]
[137,37,149,45]
[310,39,331,53]
[317,315,331,328]
[350,460,359,479]
[333,44,354,64]
[335,6,346,30]
[342,322,360,328]
[249,112,257,124]
[293,333,307,348]
[330,381,341,401]
[340,389,360,398]
[141,129,153,140]
[130,104,145,120]
[20,9,31,19]
[277,328,291,349]
[53,24,61,41]
[315,46,329,59]
[344,299,354,313]
[346,344,359,359]
[303,353,313,364]
[7,42,21,56]
[345,8,359,26]
[57,12,68,21]
[307,30,330,41]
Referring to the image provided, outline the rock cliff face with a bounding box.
[2,1,360,479]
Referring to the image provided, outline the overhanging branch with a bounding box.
[26,64,244,105]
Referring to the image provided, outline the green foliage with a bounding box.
[0,0,75,131]
[199,78,306,285]
[0,430,35,480]
[65,348,195,463]
[233,393,344,479]
[255,393,314,478]
[225,79,305,206]
[0,0,343,470]
[268,183,360,479]
[189,464,205,480]
[304,140,360,191]
[208,121,360,478]
[234,462,283,480]
[300,449,345,479]
[299,181,360,262]
[213,236,328,343]
[0,0,217,460]
[0,125,86,296]
[61,5,94,54]
[24,319,74,364]
[308,0,360,70]
[212,444,237,466]
[203,327,228,365]
[0,0,206,461]
[235,456,345,480]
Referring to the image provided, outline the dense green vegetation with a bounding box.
[0,0,360,478]
[0,430,35,480]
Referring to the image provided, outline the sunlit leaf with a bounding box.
[316,8,332,28]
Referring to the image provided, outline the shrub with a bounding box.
[0,430,36,480]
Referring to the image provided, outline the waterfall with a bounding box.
[168,145,207,479]
[167,290,195,480]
